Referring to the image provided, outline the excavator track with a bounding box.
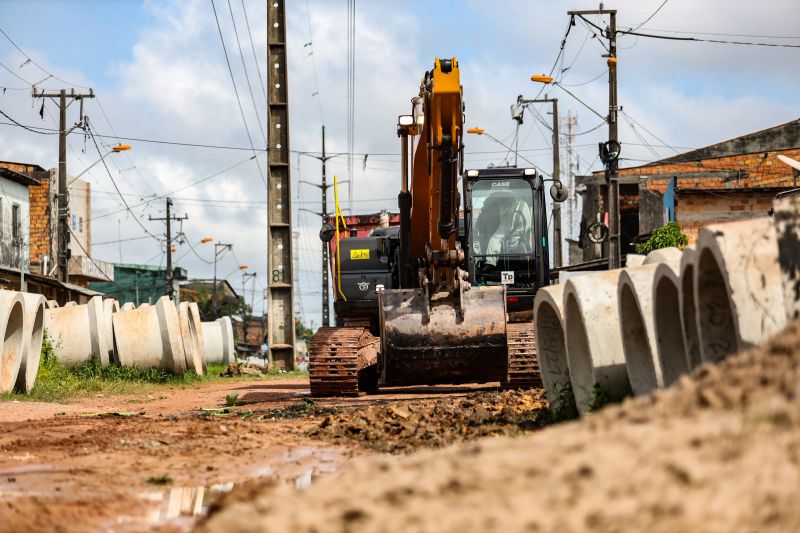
[504,322,542,389]
[309,327,378,397]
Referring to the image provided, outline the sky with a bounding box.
[0,0,798,328]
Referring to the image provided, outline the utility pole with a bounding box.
[511,95,562,267]
[299,126,345,327]
[211,242,232,318]
[567,7,620,269]
[241,272,256,344]
[32,88,95,283]
[149,197,187,300]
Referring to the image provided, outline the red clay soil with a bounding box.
[0,378,530,532]
[199,320,800,533]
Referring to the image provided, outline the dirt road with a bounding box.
[0,379,545,532]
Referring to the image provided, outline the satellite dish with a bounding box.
[319,223,335,243]
[549,182,568,203]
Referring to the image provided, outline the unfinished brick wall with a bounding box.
[607,148,800,245]
[28,170,54,269]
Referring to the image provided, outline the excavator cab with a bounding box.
[464,167,550,314]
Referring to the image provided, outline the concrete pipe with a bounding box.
[695,217,785,363]
[45,300,59,309]
[178,302,204,375]
[563,270,630,414]
[618,264,663,396]
[772,196,800,321]
[643,246,683,266]
[99,299,120,366]
[533,284,571,407]
[46,296,106,368]
[155,297,187,374]
[113,297,187,373]
[64,301,77,308]
[0,291,25,394]
[652,262,689,387]
[113,305,164,369]
[217,316,235,364]
[14,293,46,393]
[139,303,151,309]
[625,254,646,267]
[189,302,207,372]
[120,302,135,311]
[679,246,701,369]
[201,321,225,365]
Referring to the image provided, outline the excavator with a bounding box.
[310,57,562,396]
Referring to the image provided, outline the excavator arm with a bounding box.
[381,57,509,386]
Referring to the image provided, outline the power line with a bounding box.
[86,125,165,242]
[226,0,267,146]
[210,0,267,189]
[88,154,260,223]
[618,29,800,48]
[627,28,800,40]
[0,25,91,89]
[68,227,114,282]
[240,0,268,103]
[630,0,669,32]
[304,0,325,124]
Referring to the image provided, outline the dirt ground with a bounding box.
[0,376,546,532]
[198,321,800,533]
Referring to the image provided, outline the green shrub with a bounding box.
[635,221,688,255]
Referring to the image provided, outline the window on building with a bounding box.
[12,204,20,243]
[79,217,83,233]
[72,214,77,230]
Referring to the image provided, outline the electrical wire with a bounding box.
[226,0,267,146]
[68,227,114,282]
[240,0,268,103]
[210,0,267,188]
[304,0,325,125]
[0,25,91,89]
[618,29,800,48]
[630,0,669,32]
[86,125,165,242]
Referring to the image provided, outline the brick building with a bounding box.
[576,119,800,262]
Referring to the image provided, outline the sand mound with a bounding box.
[200,321,800,533]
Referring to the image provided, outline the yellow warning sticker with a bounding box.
[350,249,370,260]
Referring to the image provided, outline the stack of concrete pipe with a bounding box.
[2,291,243,394]
[535,196,800,415]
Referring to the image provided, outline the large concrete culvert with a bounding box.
[617,265,661,396]
[189,302,207,373]
[179,302,204,375]
[533,285,571,407]
[695,218,786,364]
[15,293,46,393]
[202,321,225,365]
[652,263,689,387]
[679,246,701,369]
[0,292,25,393]
[563,271,629,415]
[46,296,106,368]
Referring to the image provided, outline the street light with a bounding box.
[200,237,214,244]
[68,144,132,185]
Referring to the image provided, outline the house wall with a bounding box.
[29,169,56,274]
[0,177,30,272]
[581,145,800,254]
[68,178,91,257]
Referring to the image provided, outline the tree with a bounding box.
[295,319,314,343]
[635,221,688,255]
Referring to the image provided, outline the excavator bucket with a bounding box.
[378,286,508,386]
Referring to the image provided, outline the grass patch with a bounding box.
[0,332,308,403]
[145,474,173,486]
